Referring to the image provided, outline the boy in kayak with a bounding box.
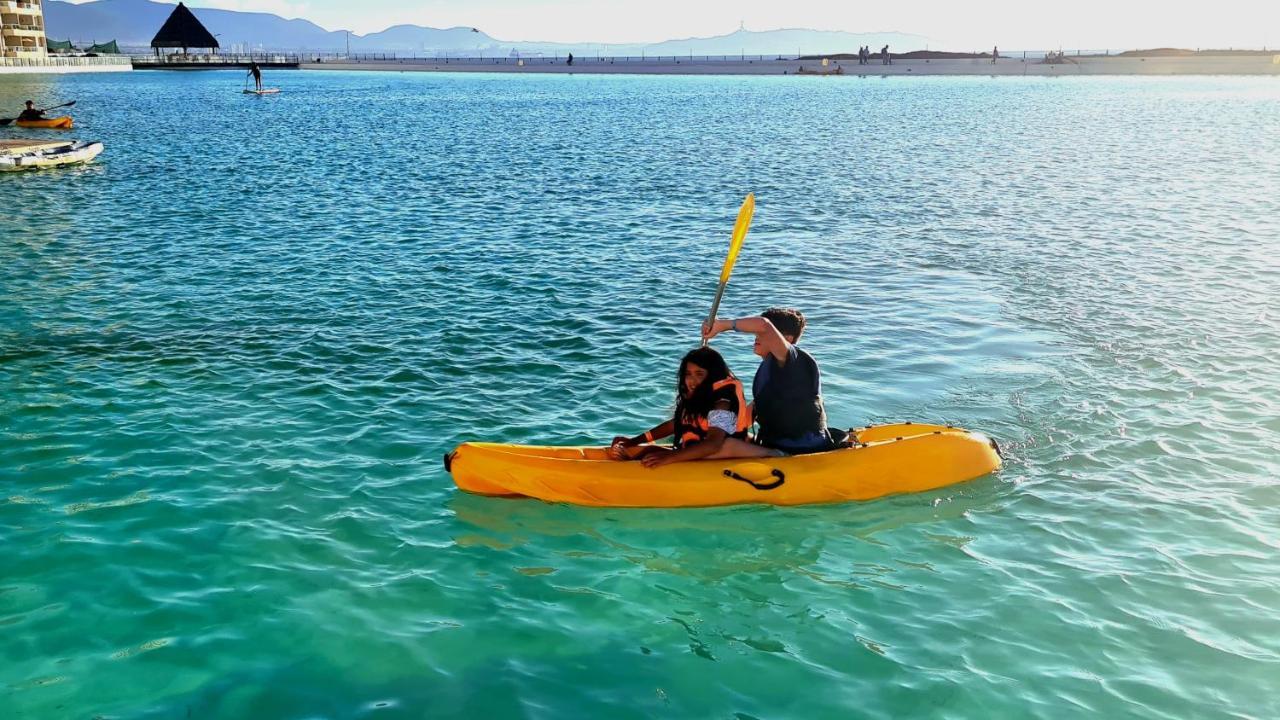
[17,101,45,121]
[702,308,834,454]
[609,346,780,469]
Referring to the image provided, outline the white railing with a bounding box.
[0,55,130,67]
[131,53,298,65]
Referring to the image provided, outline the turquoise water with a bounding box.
[2,70,1279,718]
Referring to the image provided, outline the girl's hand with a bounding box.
[641,453,671,469]
[607,437,630,461]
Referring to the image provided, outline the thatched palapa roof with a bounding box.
[151,2,219,51]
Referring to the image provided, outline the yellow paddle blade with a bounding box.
[717,193,755,286]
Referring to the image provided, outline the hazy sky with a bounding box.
[186,0,1279,49]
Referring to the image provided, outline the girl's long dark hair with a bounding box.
[675,346,735,418]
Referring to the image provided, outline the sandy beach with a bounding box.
[303,54,1280,76]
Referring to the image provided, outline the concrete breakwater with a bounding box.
[303,54,1280,76]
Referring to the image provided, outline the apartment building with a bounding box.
[0,0,47,58]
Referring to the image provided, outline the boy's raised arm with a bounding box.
[701,316,791,364]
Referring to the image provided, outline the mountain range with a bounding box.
[44,0,929,55]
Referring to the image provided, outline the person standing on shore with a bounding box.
[881,45,891,65]
[992,46,1000,63]
[247,61,263,92]
[567,52,574,66]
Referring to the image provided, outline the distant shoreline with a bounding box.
[302,54,1280,77]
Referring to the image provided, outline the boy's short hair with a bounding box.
[762,307,806,341]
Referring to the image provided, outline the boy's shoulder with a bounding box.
[788,345,822,376]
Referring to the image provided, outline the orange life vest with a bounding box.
[674,377,753,448]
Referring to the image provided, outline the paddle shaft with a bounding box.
[701,284,729,348]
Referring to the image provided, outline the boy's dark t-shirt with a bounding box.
[753,344,829,451]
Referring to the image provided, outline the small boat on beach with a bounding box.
[0,140,104,172]
[446,423,1002,508]
[14,116,74,129]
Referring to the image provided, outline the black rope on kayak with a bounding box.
[442,452,456,472]
[723,468,785,491]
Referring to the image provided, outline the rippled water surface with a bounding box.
[3,70,1279,718]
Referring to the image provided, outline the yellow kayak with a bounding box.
[15,116,73,129]
[446,423,1002,508]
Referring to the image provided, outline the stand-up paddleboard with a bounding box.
[243,88,281,95]
[0,140,104,172]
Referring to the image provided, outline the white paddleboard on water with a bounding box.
[243,88,281,95]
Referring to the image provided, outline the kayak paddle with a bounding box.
[701,192,755,347]
[0,100,76,126]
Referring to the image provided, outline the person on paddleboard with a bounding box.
[703,308,836,454]
[247,62,263,91]
[17,101,45,122]
[608,346,780,468]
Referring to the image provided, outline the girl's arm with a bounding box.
[701,316,791,365]
[609,420,674,460]
[612,419,673,448]
[641,400,733,468]
[641,429,726,467]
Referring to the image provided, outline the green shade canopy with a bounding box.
[47,39,75,51]
[87,40,120,54]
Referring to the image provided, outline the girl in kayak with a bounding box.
[608,346,780,469]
